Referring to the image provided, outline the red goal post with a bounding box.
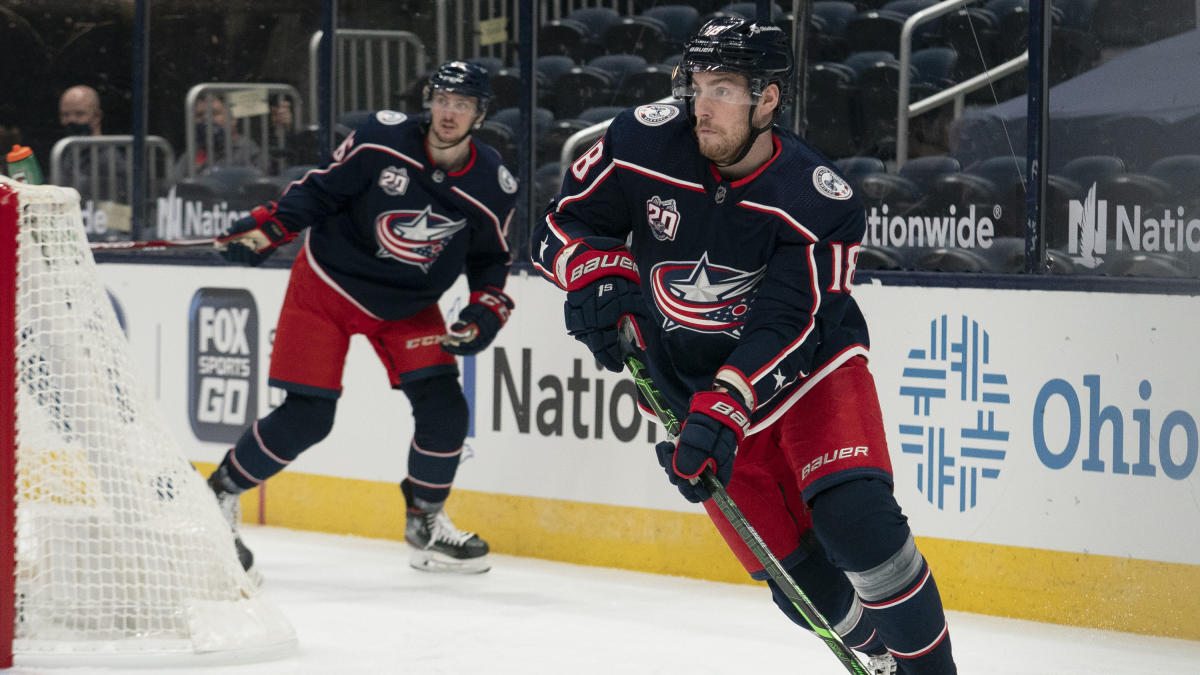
[0,176,294,667]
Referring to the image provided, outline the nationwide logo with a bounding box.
[649,253,765,338]
[865,203,1000,249]
[155,185,251,239]
[374,206,467,270]
[897,314,1010,512]
[1068,182,1200,268]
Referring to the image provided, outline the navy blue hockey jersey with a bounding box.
[531,103,871,433]
[273,110,517,321]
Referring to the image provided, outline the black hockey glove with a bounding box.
[655,390,750,503]
[216,202,295,266]
[563,247,647,372]
[441,287,515,356]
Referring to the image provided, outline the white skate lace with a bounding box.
[428,510,475,547]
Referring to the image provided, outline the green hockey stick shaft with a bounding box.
[619,325,868,675]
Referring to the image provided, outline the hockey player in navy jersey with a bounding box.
[208,60,517,575]
[532,18,955,674]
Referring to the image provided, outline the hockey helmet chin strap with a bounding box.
[713,106,773,168]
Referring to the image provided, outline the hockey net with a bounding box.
[0,175,295,666]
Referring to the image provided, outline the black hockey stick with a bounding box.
[617,319,869,675]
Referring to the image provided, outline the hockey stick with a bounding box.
[617,319,869,675]
[90,238,215,251]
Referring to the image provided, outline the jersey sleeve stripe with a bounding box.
[450,186,509,253]
[279,143,424,198]
[737,200,818,242]
[556,163,616,210]
[750,244,821,383]
[613,159,706,192]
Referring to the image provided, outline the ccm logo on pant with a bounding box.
[406,335,444,349]
[801,446,869,480]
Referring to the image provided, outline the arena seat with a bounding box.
[489,67,523,112]
[539,19,591,61]
[912,247,994,272]
[538,118,593,164]
[1061,155,1126,193]
[1092,172,1172,208]
[833,157,887,195]
[1145,155,1200,204]
[588,54,648,92]
[490,107,555,141]
[939,7,998,80]
[602,16,672,63]
[565,7,623,61]
[899,155,961,189]
[535,161,564,212]
[805,62,860,158]
[472,120,518,169]
[579,106,627,124]
[1096,251,1190,278]
[548,66,614,119]
[613,64,672,107]
[641,5,701,52]
[855,245,910,270]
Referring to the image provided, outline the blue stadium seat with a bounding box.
[858,173,922,209]
[898,155,961,194]
[603,16,672,63]
[615,64,673,106]
[578,106,626,124]
[1145,155,1200,204]
[811,1,858,61]
[806,62,860,158]
[536,55,578,84]
[717,2,784,20]
[641,5,701,51]
[566,6,623,60]
[939,7,998,81]
[535,161,564,212]
[911,47,958,89]
[466,56,504,75]
[588,54,648,91]
[539,19,590,61]
[489,67,524,112]
[846,10,908,55]
[1096,252,1190,278]
[855,245,910,271]
[491,107,555,139]
[549,66,614,119]
[833,156,886,189]
[913,247,994,273]
[1061,155,1126,193]
[538,118,593,164]
[1092,115,1174,171]
[472,120,517,168]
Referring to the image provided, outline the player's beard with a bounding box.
[430,122,469,149]
[695,121,750,166]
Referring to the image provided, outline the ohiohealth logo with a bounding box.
[898,314,1010,511]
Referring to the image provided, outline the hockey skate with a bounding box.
[402,480,490,574]
[867,653,897,674]
[208,466,262,586]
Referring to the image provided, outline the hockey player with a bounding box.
[531,18,956,674]
[209,60,517,575]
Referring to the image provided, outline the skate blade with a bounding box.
[409,550,491,574]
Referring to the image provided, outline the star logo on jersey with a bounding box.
[649,253,765,338]
[374,206,467,270]
[646,196,681,241]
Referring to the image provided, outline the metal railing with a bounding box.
[308,29,427,126]
[50,135,174,203]
[896,0,1028,167]
[184,83,304,179]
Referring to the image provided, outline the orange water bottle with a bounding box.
[6,145,43,184]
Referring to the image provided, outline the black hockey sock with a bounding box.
[224,393,337,490]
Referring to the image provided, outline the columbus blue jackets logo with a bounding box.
[646,195,681,241]
[813,166,853,200]
[650,253,766,338]
[635,104,679,126]
[375,206,467,270]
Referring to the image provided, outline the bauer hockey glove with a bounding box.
[442,287,515,356]
[563,247,648,372]
[216,202,296,266]
[655,390,750,503]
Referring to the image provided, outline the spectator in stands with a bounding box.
[266,94,316,171]
[58,85,104,138]
[56,85,131,240]
[174,93,263,180]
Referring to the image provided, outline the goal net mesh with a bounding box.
[2,176,294,665]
